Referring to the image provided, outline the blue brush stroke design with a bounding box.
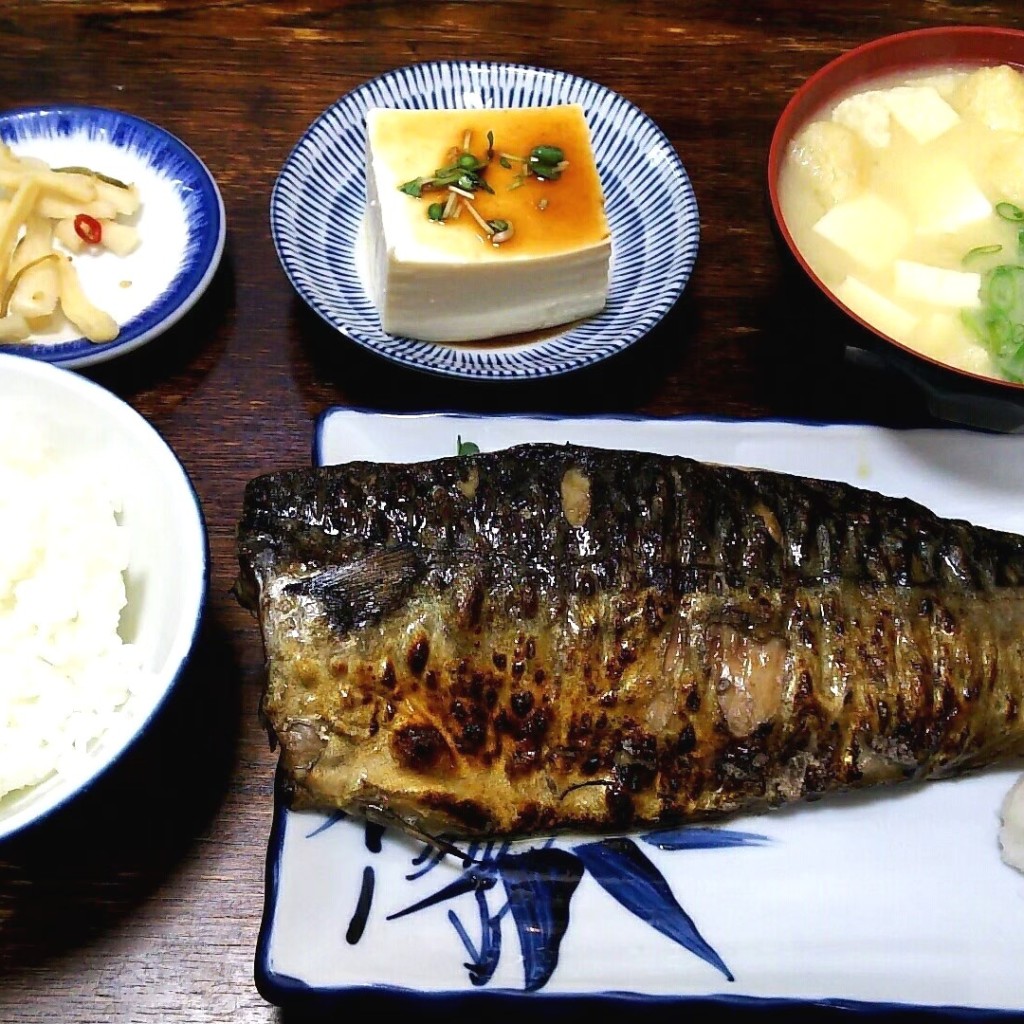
[573,835,734,982]
[448,890,504,987]
[498,847,585,992]
[345,865,374,944]
[386,859,499,921]
[304,810,347,839]
[387,842,509,987]
[407,841,449,881]
[344,820,768,991]
[640,825,770,850]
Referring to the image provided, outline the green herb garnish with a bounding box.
[398,130,566,237]
[506,143,570,188]
[399,178,426,198]
[397,137,494,209]
[457,435,480,456]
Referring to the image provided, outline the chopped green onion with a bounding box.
[988,265,1020,310]
[962,263,1024,382]
[964,243,1002,263]
[457,436,480,456]
[996,201,1024,222]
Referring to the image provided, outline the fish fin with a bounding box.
[364,803,478,866]
[284,548,424,630]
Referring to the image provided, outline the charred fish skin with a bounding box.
[235,442,1024,838]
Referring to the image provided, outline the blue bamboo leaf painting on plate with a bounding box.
[324,814,769,993]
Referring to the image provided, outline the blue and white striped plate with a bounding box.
[0,105,225,369]
[271,61,699,381]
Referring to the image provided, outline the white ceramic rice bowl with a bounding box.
[0,353,207,842]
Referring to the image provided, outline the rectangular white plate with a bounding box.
[256,410,1024,1015]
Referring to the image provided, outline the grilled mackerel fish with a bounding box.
[235,442,1024,838]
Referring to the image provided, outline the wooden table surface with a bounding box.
[0,1,1018,1021]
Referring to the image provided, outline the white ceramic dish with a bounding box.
[255,408,1024,1016]
[270,61,699,381]
[0,354,208,843]
[0,104,225,369]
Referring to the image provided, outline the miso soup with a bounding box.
[778,63,1024,384]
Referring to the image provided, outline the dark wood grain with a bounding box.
[0,1,1018,1020]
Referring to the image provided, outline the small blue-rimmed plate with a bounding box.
[0,105,225,369]
[271,61,699,381]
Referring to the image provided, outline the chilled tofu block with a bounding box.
[834,275,917,341]
[893,259,981,308]
[811,193,910,270]
[363,104,611,343]
[884,85,960,144]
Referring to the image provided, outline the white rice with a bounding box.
[0,405,149,800]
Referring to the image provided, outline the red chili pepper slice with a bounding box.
[73,213,102,245]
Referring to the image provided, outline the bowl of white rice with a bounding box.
[0,352,207,842]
